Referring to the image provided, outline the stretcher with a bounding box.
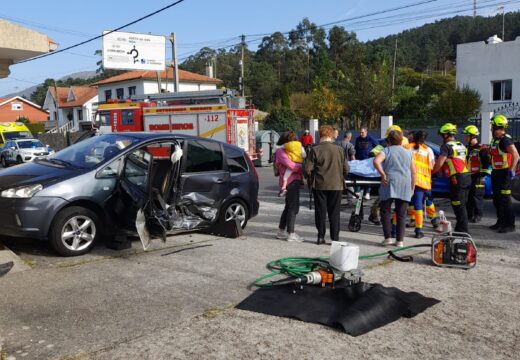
[345,159,381,232]
[344,175,381,232]
[307,159,381,232]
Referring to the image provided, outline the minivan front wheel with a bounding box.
[50,206,100,256]
[220,199,248,229]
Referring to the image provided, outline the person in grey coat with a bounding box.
[304,125,349,245]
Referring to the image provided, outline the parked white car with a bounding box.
[0,139,54,167]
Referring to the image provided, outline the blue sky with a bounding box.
[1,0,517,96]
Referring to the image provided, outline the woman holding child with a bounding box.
[275,131,305,242]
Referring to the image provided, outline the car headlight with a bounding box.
[1,184,43,198]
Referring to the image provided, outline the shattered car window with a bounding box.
[124,149,152,191]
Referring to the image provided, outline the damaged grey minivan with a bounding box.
[0,133,259,256]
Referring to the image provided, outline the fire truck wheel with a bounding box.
[219,199,248,229]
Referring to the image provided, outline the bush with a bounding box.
[26,123,46,135]
[263,108,299,133]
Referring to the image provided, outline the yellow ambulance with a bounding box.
[0,122,33,145]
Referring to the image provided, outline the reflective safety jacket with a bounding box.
[406,142,434,190]
[466,144,491,175]
[490,136,513,170]
[443,141,469,177]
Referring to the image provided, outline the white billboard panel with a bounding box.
[102,31,166,71]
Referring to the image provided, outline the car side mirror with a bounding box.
[10,147,15,151]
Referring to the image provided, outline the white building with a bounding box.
[92,68,221,102]
[456,35,520,114]
[43,86,98,132]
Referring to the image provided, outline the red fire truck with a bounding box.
[95,90,257,159]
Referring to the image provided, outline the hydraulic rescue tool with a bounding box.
[431,232,477,269]
[254,233,478,288]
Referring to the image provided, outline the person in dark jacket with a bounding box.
[304,125,349,245]
[354,127,379,160]
[354,127,378,199]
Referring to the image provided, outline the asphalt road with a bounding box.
[0,166,519,359]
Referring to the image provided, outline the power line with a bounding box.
[245,0,440,37]
[16,0,186,64]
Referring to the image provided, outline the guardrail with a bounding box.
[47,121,74,134]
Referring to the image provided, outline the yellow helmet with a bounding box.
[385,124,402,136]
[463,125,480,136]
[438,123,457,135]
[491,114,508,128]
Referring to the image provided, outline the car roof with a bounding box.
[103,132,244,151]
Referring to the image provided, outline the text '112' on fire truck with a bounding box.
[94,89,257,160]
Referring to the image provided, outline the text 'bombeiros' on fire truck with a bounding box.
[93,89,257,160]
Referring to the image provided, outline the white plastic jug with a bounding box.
[329,241,359,271]
[437,210,452,233]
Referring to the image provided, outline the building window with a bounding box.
[105,90,112,101]
[128,86,136,97]
[116,88,124,100]
[491,80,512,101]
[77,109,83,121]
[11,103,23,111]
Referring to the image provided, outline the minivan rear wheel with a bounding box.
[50,206,100,256]
[219,199,248,229]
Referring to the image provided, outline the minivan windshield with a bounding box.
[41,134,140,169]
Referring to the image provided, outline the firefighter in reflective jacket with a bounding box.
[463,125,490,224]
[488,114,519,233]
[405,130,435,238]
[432,123,471,233]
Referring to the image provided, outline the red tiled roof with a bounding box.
[49,86,97,108]
[92,68,221,86]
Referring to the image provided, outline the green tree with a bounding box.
[247,61,278,111]
[429,86,482,124]
[30,78,56,106]
[311,84,344,125]
[263,108,299,133]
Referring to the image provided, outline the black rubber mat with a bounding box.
[236,282,440,336]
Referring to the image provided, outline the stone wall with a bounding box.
[37,131,90,152]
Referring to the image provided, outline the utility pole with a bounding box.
[501,6,505,41]
[169,32,179,92]
[156,71,162,93]
[240,34,245,97]
[473,0,476,18]
[391,37,398,99]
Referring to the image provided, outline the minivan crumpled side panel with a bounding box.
[133,144,233,250]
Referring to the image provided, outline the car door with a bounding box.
[113,147,153,232]
[177,138,230,221]
[112,140,182,239]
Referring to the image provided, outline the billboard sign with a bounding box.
[102,31,166,71]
